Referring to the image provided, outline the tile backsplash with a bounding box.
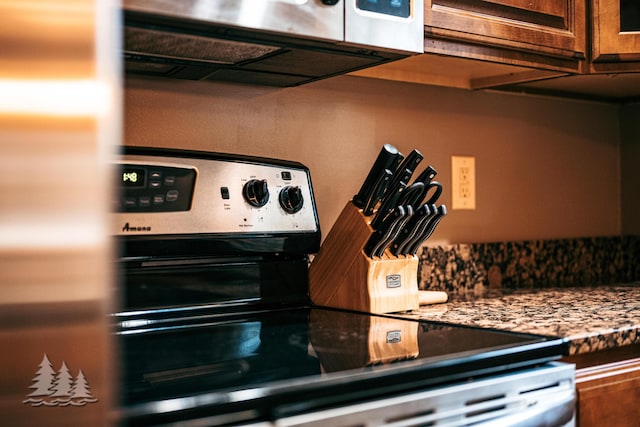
[418,235,640,299]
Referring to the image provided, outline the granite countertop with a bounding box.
[395,284,640,356]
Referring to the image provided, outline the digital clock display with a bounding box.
[122,168,146,188]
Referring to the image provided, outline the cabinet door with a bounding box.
[575,358,640,427]
[424,0,586,72]
[592,0,640,63]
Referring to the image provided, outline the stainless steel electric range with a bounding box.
[112,147,575,427]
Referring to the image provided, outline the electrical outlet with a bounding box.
[451,156,476,210]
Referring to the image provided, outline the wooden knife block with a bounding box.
[309,202,419,314]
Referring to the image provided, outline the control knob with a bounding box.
[243,179,269,207]
[279,186,304,214]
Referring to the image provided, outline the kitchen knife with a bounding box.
[370,149,423,228]
[363,206,405,258]
[407,205,447,255]
[352,144,399,209]
[369,179,409,230]
[373,205,414,257]
[387,150,404,176]
[404,204,440,255]
[393,204,436,256]
[389,204,432,256]
[414,165,438,185]
[388,149,423,192]
[362,168,393,217]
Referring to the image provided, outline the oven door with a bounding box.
[275,362,575,427]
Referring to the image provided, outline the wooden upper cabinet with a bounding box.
[592,0,640,65]
[424,0,587,72]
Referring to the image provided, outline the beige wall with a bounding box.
[124,75,622,244]
[620,102,640,235]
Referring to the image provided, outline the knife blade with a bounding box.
[352,144,399,209]
[363,206,405,258]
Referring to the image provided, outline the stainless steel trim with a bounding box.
[124,0,344,42]
[473,392,575,427]
[274,362,575,427]
[112,154,319,236]
[345,0,424,53]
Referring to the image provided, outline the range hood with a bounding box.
[123,0,424,87]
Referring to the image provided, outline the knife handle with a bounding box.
[414,165,437,185]
[389,204,431,256]
[370,180,407,230]
[408,205,447,255]
[375,205,414,257]
[362,168,393,216]
[352,144,399,208]
[397,204,437,256]
[363,206,404,258]
[388,149,423,193]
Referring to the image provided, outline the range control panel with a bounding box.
[117,164,196,212]
[112,149,319,237]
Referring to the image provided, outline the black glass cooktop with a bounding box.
[116,306,567,425]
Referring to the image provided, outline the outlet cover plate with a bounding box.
[451,155,476,210]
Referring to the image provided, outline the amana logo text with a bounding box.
[122,222,151,232]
